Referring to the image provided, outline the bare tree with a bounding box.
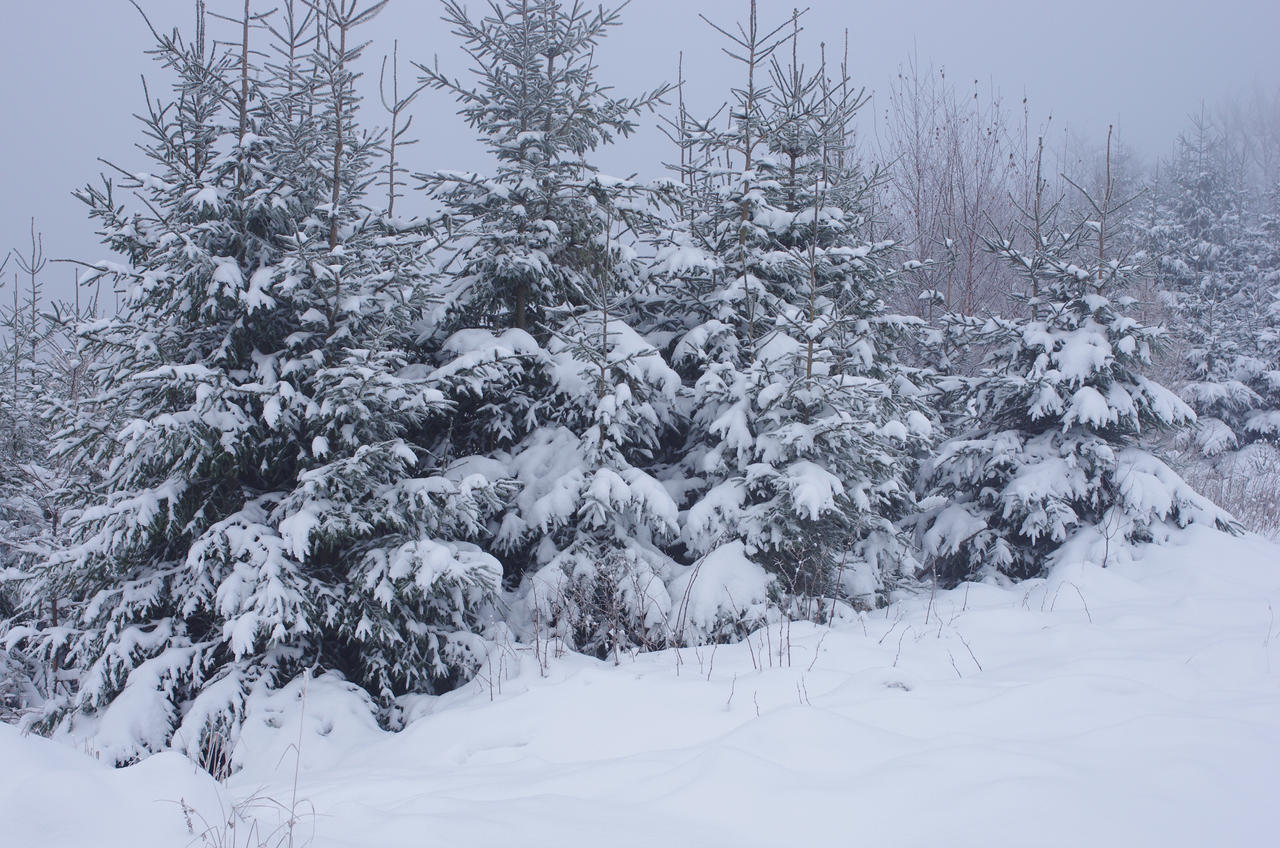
[876,59,1047,319]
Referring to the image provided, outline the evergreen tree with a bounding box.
[0,227,102,720]
[917,133,1235,586]
[1231,179,1280,444]
[0,249,43,720]
[7,1,507,765]
[667,6,933,637]
[1156,115,1264,455]
[416,0,682,656]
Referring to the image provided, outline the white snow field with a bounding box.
[4,524,1280,848]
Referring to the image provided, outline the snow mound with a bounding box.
[11,527,1280,847]
[0,724,226,848]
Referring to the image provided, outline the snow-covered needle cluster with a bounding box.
[0,0,1274,771]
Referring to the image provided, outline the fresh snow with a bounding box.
[6,526,1280,847]
[0,727,226,848]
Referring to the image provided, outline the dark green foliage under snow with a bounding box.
[9,1,509,763]
[0,0,1260,768]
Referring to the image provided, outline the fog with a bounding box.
[2,0,1277,299]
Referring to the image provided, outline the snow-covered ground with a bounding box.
[5,525,1280,847]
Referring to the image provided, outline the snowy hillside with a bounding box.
[5,525,1278,848]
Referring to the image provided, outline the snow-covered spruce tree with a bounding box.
[0,225,102,720]
[0,250,36,631]
[415,0,683,657]
[0,232,60,582]
[0,249,44,719]
[1153,115,1265,456]
[1229,179,1280,445]
[665,6,933,639]
[7,1,508,765]
[916,132,1236,587]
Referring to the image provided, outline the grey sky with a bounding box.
[2,0,1277,302]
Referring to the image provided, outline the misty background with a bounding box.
[2,0,1278,299]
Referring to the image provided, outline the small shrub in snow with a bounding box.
[1177,442,1280,539]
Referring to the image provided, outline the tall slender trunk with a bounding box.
[329,8,347,251]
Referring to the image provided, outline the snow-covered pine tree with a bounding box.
[666,6,933,639]
[415,0,684,657]
[916,131,1235,586]
[6,0,509,766]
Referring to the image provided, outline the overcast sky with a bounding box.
[2,0,1277,302]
